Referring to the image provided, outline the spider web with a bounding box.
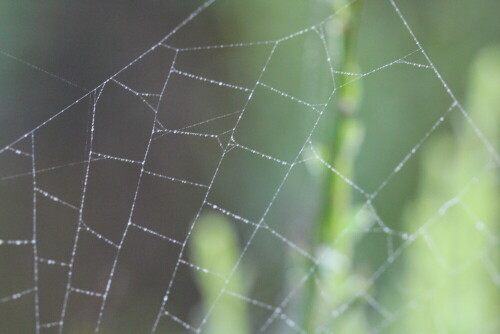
[0,0,499,333]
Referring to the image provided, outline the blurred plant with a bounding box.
[190,213,250,334]
[400,46,500,333]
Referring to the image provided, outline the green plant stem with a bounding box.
[303,0,364,331]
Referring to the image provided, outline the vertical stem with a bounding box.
[317,0,363,244]
[303,0,364,330]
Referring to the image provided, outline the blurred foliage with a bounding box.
[400,46,500,333]
[190,213,249,334]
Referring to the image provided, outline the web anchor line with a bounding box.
[0,0,217,158]
[31,133,41,334]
